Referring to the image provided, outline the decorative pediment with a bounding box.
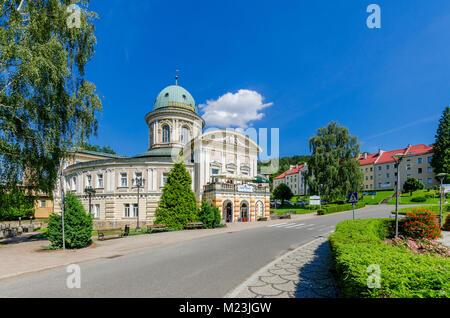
[226,163,237,170]
[240,164,250,171]
[210,161,222,168]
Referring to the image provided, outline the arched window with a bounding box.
[180,126,190,144]
[162,125,170,143]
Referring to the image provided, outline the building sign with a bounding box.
[237,184,254,193]
[309,195,321,206]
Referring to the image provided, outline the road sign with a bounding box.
[348,192,358,203]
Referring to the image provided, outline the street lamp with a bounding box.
[393,153,405,237]
[132,176,145,232]
[84,186,96,215]
[436,172,448,228]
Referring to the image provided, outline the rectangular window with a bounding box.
[365,176,368,181]
[86,175,92,187]
[407,164,411,170]
[407,174,411,178]
[378,166,382,171]
[427,167,432,173]
[212,168,219,175]
[132,204,138,217]
[386,173,390,178]
[39,200,46,208]
[365,168,368,172]
[386,165,390,170]
[162,173,168,187]
[71,176,76,191]
[427,178,432,184]
[378,174,382,179]
[124,204,130,217]
[427,156,432,163]
[97,174,103,188]
[370,167,373,172]
[92,204,100,218]
[370,176,373,180]
[418,158,422,164]
[418,168,422,174]
[120,173,128,187]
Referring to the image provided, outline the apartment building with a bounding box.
[359,144,437,191]
[273,163,309,195]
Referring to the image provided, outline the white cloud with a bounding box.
[199,89,273,128]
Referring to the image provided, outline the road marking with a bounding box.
[267,222,289,227]
[284,223,305,228]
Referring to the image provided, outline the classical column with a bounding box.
[152,168,157,191]
[147,168,152,192]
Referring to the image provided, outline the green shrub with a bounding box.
[329,219,450,298]
[400,209,441,240]
[443,215,450,231]
[320,202,365,215]
[198,201,221,228]
[410,196,427,202]
[47,192,93,249]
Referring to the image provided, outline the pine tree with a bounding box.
[154,162,199,230]
[198,201,221,228]
[431,106,450,183]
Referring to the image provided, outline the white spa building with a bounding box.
[53,82,271,227]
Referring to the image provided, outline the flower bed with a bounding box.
[400,209,441,240]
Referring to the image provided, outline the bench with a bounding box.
[184,222,204,229]
[147,223,168,233]
[97,227,128,241]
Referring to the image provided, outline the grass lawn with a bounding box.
[388,189,444,205]
[270,208,317,215]
[361,190,394,205]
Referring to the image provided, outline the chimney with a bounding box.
[364,153,367,159]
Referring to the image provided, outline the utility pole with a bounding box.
[393,154,405,238]
[59,161,66,251]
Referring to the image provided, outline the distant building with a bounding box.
[358,144,437,191]
[272,163,309,195]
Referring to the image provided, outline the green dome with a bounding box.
[154,85,197,113]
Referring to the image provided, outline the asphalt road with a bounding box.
[0,205,397,298]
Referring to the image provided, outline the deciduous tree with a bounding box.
[307,121,363,202]
[0,0,101,199]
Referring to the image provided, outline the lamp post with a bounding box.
[132,176,145,232]
[436,172,448,228]
[84,186,96,215]
[393,154,405,237]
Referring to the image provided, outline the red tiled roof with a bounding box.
[286,164,306,175]
[359,144,433,165]
[359,153,379,165]
[273,164,307,179]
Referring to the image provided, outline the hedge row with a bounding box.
[328,219,450,298]
[318,202,366,215]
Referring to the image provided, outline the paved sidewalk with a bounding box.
[226,236,337,298]
[0,213,319,281]
[438,231,450,247]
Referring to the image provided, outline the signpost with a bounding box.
[309,195,321,206]
[348,192,358,220]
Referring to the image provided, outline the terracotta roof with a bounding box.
[359,153,379,165]
[273,164,307,179]
[359,144,433,165]
[286,164,306,175]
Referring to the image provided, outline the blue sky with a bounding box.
[84,0,450,158]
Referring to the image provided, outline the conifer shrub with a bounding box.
[198,201,221,228]
[47,192,93,249]
[154,162,199,230]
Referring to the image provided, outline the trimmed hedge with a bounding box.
[319,202,365,215]
[329,219,450,298]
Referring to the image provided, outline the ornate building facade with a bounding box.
[53,83,270,227]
